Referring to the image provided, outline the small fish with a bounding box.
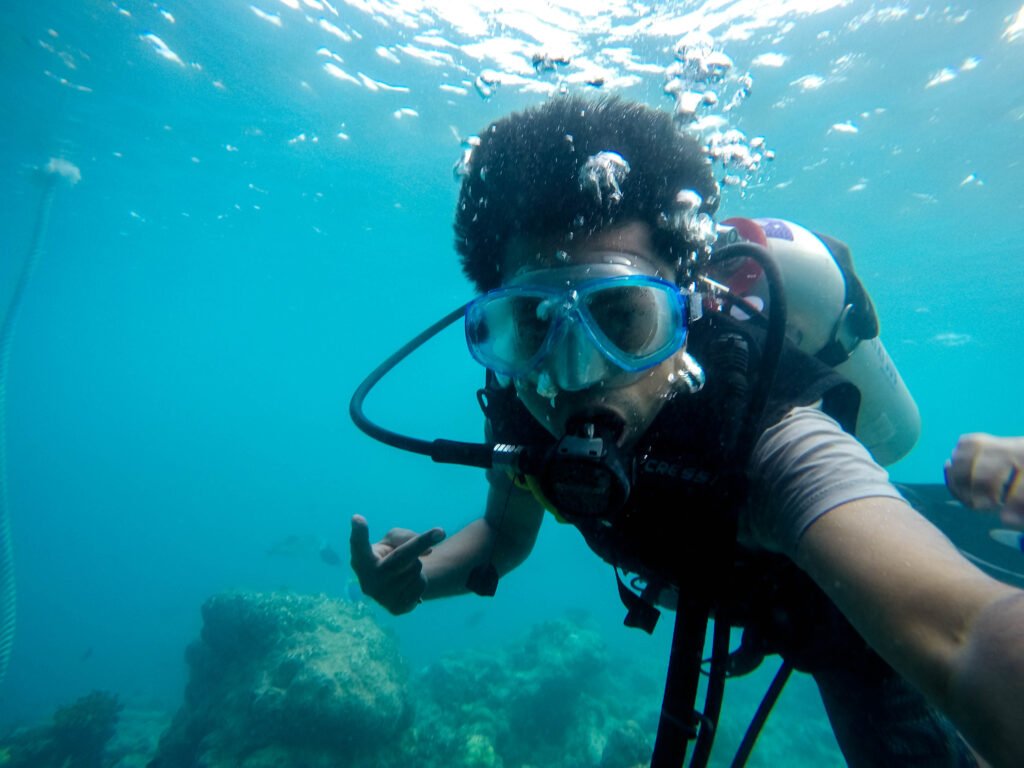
[990,529,1024,553]
[318,542,342,567]
[267,534,343,567]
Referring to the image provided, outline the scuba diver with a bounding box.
[348,96,1024,768]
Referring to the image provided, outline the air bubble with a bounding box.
[451,135,480,181]
[705,51,734,81]
[663,189,716,250]
[474,71,500,100]
[579,151,630,207]
[532,51,571,74]
[672,91,705,123]
[675,189,702,216]
[662,32,774,193]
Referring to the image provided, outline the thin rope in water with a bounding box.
[0,172,59,686]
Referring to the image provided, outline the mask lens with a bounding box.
[466,291,558,375]
[584,284,659,353]
[510,295,552,357]
[581,279,683,365]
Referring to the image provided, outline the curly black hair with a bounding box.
[454,96,719,292]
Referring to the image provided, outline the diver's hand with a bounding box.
[945,433,1024,529]
[349,515,446,615]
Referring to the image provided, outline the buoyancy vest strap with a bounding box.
[617,571,662,634]
[686,501,741,768]
[651,596,712,768]
[690,608,732,767]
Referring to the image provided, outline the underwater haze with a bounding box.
[1,1,1023,766]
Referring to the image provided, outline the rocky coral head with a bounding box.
[154,591,411,768]
[0,691,121,768]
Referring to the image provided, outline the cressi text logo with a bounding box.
[641,460,712,484]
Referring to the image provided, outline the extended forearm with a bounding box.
[947,592,1024,768]
[796,497,1024,768]
[422,476,544,600]
[421,517,502,599]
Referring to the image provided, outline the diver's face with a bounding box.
[501,221,684,447]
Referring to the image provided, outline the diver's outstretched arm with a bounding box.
[349,469,543,613]
[795,497,1024,768]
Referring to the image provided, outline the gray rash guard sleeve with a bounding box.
[742,405,906,557]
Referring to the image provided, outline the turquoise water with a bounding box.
[2,1,1023,764]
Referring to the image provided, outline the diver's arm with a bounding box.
[421,468,545,599]
[348,473,542,612]
[745,405,1024,766]
[796,498,1024,768]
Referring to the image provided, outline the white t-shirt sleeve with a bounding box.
[741,404,905,556]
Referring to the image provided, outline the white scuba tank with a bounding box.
[712,217,920,466]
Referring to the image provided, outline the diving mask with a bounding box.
[465,260,691,392]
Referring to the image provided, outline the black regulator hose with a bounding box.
[348,303,495,469]
[730,661,794,768]
[706,242,788,460]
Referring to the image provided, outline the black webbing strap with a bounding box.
[690,609,732,766]
[650,596,712,768]
[617,571,662,634]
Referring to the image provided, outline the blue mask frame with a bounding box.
[465,273,690,380]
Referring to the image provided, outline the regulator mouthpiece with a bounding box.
[539,416,632,522]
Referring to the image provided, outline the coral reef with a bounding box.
[146,592,660,768]
[0,690,122,768]
[3,591,843,767]
[106,708,173,768]
[402,618,658,768]
[149,592,410,768]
